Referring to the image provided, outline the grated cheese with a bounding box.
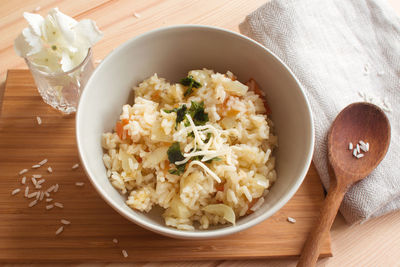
[174,114,230,166]
[183,160,221,183]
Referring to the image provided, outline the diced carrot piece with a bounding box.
[227,109,240,116]
[246,78,272,115]
[115,119,130,140]
[215,183,225,191]
[151,90,161,100]
[135,156,142,163]
[115,121,123,139]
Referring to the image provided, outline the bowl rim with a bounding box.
[76,24,315,239]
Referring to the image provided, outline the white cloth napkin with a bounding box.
[239,0,400,223]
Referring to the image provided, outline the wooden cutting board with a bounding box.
[0,69,331,262]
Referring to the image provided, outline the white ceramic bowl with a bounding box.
[76,25,314,239]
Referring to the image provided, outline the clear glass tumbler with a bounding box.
[25,49,94,114]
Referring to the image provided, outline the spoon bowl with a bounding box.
[328,102,391,181]
[298,102,391,267]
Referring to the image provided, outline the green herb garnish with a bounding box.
[166,143,222,175]
[188,101,209,126]
[176,105,187,125]
[167,142,186,176]
[180,75,201,97]
[164,105,187,129]
[205,157,222,164]
[204,132,212,143]
[164,101,208,129]
[168,164,186,175]
[167,142,185,164]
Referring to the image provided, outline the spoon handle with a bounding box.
[297,181,347,267]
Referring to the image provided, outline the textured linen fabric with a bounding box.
[239,0,400,223]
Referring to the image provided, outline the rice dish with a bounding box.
[101,69,277,230]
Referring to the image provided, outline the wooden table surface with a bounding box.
[1,0,400,266]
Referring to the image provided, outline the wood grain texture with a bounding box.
[1,1,400,266]
[0,70,331,262]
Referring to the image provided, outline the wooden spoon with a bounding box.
[298,102,391,267]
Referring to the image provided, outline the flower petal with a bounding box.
[60,51,74,72]
[49,8,77,44]
[29,48,62,73]
[22,27,42,56]
[71,48,89,68]
[14,32,31,57]
[74,19,103,47]
[23,12,44,36]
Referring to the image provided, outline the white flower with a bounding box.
[14,8,103,73]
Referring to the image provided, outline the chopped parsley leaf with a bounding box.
[164,105,187,129]
[188,101,209,126]
[167,142,185,164]
[180,75,201,97]
[205,157,221,164]
[167,142,186,176]
[165,101,208,129]
[168,164,186,175]
[175,105,187,125]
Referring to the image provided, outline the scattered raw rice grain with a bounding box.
[19,169,28,175]
[353,149,357,157]
[36,192,40,200]
[36,116,42,125]
[122,249,128,258]
[54,184,59,192]
[363,64,369,73]
[28,199,38,207]
[11,188,21,195]
[133,12,141,18]
[32,164,41,169]
[47,166,53,173]
[33,174,42,179]
[31,177,37,185]
[72,163,79,170]
[39,191,45,201]
[75,182,84,187]
[25,186,29,197]
[46,198,53,202]
[54,202,64,208]
[37,179,45,185]
[61,219,70,225]
[27,191,38,198]
[35,184,42,189]
[348,142,353,150]
[46,185,56,193]
[55,226,64,235]
[113,238,118,244]
[356,154,364,159]
[46,204,54,210]
[356,144,360,153]
[38,158,48,166]
[287,217,296,224]
[45,192,50,197]
[21,176,26,185]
